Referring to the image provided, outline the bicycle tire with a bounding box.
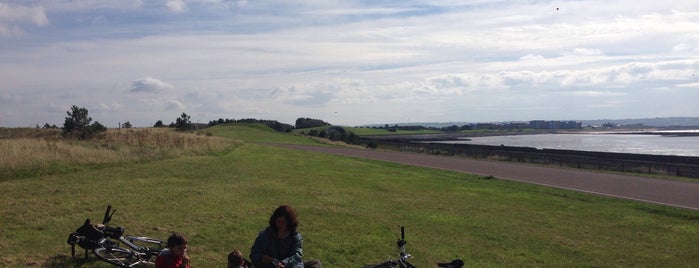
[93,246,140,268]
[400,260,416,268]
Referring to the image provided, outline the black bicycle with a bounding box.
[67,205,166,267]
[363,226,463,268]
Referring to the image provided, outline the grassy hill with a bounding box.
[1,124,698,267]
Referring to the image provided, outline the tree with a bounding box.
[154,120,164,128]
[345,132,361,145]
[367,140,378,149]
[86,121,107,136]
[63,105,91,134]
[121,121,133,128]
[295,117,330,129]
[175,112,193,131]
[62,105,106,139]
[326,126,347,141]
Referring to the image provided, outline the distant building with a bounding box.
[529,120,547,129]
[602,122,618,128]
[503,122,529,129]
[561,121,582,129]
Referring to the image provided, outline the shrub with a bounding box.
[62,105,107,140]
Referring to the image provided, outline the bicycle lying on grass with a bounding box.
[362,226,463,268]
[67,205,166,267]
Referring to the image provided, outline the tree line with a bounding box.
[371,124,473,132]
[207,118,294,132]
[47,105,366,147]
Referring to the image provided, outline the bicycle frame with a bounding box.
[99,207,165,259]
[67,205,165,267]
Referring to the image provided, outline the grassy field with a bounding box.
[1,124,698,267]
[0,128,237,181]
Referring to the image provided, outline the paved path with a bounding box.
[271,144,699,211]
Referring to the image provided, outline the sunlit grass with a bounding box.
[1,124,698,267]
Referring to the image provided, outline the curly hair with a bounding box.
[268,205,299,234]
[166,232,188,248]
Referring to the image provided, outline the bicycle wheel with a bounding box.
[93,246,140,268]
[126,236,165,262]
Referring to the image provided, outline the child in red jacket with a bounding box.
[155,233,190,268]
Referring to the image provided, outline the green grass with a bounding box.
[1,124,698,267]
[210,123,323,145]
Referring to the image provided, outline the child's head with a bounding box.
[228,249,244,268]
[166,233,188,257]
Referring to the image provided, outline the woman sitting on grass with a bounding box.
[250,205,322,268]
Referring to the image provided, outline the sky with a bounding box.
[1,0,698,127]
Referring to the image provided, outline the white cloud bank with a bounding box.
[1,1,699,127]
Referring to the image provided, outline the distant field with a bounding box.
[344,127,442,136]
[1,124,698,267]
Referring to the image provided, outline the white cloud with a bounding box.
[38,0,143,12]
[519,54,545,61]
[570,48,603,56]
[97,103,125,112]
[165,0,188,13]
[677,82,699,88]
[568,91,626,97]
[165,99,186,111]
[0,23,22,36]
[0,3,49,25]
[130,77,174,93]
[3,1,699,126]
[0,3,49,36]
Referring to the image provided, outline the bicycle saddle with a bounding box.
[437,259,464,268]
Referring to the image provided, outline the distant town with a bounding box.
[363,117,699,131]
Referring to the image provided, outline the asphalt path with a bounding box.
[270,144,699,211]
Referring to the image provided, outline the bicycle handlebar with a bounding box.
[102,205,115,225]
[397,226,407,249]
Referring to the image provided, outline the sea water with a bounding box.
[438,132,699,157]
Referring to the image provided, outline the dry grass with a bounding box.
[0,128,239,179]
